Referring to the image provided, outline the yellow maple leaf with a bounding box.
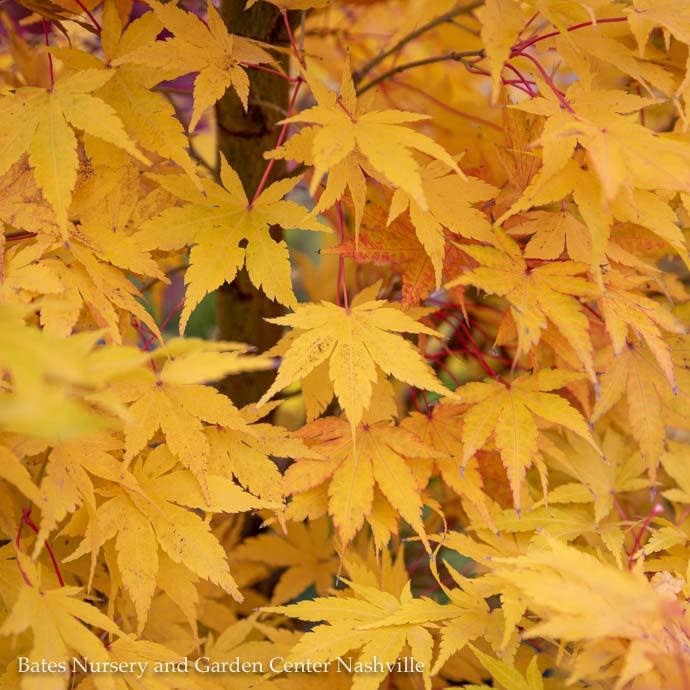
[207,403,315,507]
[285,416,439,550]
[469,645,544,690]
[387,161,497,287]
[447,231,598,378]
[39,239,162,344]
[540,429,648,525]
[598,268,685,386]
[457,369,599,511]
[516,86,690,202]
[112,339,269,496]
[32,433,139,566]
[64,442,267,634]
[0,160,56,234]
[267,57,461,237]
[477,0,528,102]
[53,0,200,184]
[511,210,592,264]
[0,69,146,228]
[502,160,690,281]
[0,310,149,437]
[630,0,690,46]
[402,405,495,529]
[491,537,684,689]
[137,158,330,332]
[264,578,456,690]
[427,564,494,675]
[592,343,673,480]
[233,518,338,603]
[113,0,274,131]
[0,237,62,305]
[0,556,124,690]
[258,288,450,428]
[562,29,674,96]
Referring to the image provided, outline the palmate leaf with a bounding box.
[448,230,599,379]
[137,158,330,331]
[457,369,600,512]
[63,443,271,634]
[0,70,146,228]
[53,0,200,184]
[267,56,461,239]
[114,0,274,131]
[285,415,439,550]
[111,339,271,496]
[329,199,469,306]
[387,161,497,287]
[264,577,458,690]
[232,518,338,603]
[0,555,124,690]
[258,286,450,428]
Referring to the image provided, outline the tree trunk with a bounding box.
[215,1,293,407]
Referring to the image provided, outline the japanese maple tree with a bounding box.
[1,0,690,688]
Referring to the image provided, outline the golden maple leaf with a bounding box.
[516,86,690,202]
[457,368,600,511]
[592,342,675,480]
[264,577,457,690]
[137,158,330,331]
[387,161,497,287]
[285,415,439,550]
[112,338,270,496]
[448,231,598,378]
[0,69,146,227]
[330,200,467,307]
[53,0,200,183]
[598,268,685,386]
[491,537,684,688]
[64,443,260,634]
[114,0,274,131]
[233,518,338,603]
[1,556,125,686]
[402,405,495,529]
[267,57,461,237]
[258,286,450,428]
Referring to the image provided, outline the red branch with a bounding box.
[16,506,65,587]
[250,77,304,206]
[73,0,101,33]
[240,62,302,84]
[281,10,305,68]
[336,201,349,310]
[511,49,573,112]
[458,321,506,383]
[512,16,628,52]
[42,20,54,90]
[627,503,664,569]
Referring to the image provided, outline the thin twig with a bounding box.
[250,77,304,206]
[42,19,54,89]
[512,16,628,52]
[353,0,483,85]
[336,201,349,310]
[357,50,485,95]
[72,0,101,33]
